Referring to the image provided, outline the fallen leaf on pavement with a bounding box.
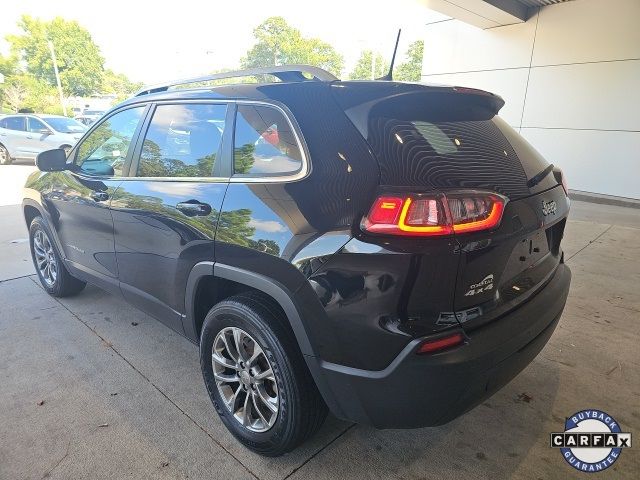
[517,393,533,403]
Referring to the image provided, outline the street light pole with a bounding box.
[47,40,67,116]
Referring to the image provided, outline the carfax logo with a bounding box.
[550,409,632,473]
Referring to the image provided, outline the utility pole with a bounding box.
[47,40,67,116]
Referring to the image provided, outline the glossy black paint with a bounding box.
[110,179,227,333]
[23,77,571,428]
[453,185,569,331]
[319,263,570,428]
[44,171,122,285]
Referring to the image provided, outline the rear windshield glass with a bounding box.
[368,115,530,198]
[334,87,539,199]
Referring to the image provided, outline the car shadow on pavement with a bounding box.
[299,362,561,480]
[54,281,562,480]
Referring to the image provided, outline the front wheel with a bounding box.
[200,294,327,456]
[0,144,12,165]
[29,217,86,297]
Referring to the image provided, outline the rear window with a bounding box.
[368,115,529,198]
[335,86,535,199]
[233,104,303,176]
[1,116,26,131]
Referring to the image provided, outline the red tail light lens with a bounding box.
[561,172,569,196]
[447,193,506,234]
[362,191,506,236]
[417,332,465,354]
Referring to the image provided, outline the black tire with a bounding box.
[0,144,12,165]
[200,293,327,456]
[29,216,86,297]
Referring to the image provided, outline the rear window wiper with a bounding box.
[527,163,554,188]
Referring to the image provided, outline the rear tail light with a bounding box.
[553,167,569,196]
[417,332,465,354]
[362,191,506,236]
[561,172,569,197]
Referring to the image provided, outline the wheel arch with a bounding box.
[184,262,314,355]
[184,261,342,417]
[23,203,41,228]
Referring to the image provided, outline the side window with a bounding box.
[75,106,145,176]
[28,118,48,133]
[2,116,26,131]
[137,103,227,178]
[233,105,303,176]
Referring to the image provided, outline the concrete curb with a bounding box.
[569,190,640,210]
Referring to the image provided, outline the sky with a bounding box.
[0,0,443,85]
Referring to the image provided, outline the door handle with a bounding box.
[176,200,212,217]
[91,191,109,202]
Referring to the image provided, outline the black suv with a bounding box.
[23,65,571,456]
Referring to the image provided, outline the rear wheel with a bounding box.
[0,144,12,165]
[29,217,86,297]
[200,293,327,456]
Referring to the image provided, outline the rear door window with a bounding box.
[233,104,303,176]
[137,103,227,178]
[1,116,26,131]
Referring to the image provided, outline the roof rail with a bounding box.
[135,64,338,96]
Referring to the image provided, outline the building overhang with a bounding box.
[420,0,572,29]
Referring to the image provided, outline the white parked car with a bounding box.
[0,114,87,165]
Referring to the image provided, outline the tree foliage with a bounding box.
[8,15,105,96]
[102,69,143,102]
[2,75,62,114]
[0,53,18,78]
[2,15,140,113]
[241,17,343,76]
[349,51,389,80]
[395,40,424,82]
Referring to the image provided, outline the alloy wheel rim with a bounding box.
[212,326,279,432]
[33,229,57,287]
[0,146,7,164]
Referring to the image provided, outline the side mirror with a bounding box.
[38,128,52,135]
[36,148,68,172]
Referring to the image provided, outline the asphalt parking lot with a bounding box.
[1,163,639,479]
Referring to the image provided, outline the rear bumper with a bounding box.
[311,262,571,428]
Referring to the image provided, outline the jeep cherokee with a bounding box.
[23,65,571,456]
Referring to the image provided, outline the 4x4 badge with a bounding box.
[542,199,557,216]
[465,274,494,296]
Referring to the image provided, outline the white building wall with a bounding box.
[421,0,640,199]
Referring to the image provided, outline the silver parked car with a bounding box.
[0,114,87,165]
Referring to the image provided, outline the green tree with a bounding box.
[0,54,20,112]
[2,75,62,114]
[395,40,424,82]
[349,50,389,80]
[7,15,105,96]
[0,53,18,78]
[241,17,343,76]
[102,69,143,102]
